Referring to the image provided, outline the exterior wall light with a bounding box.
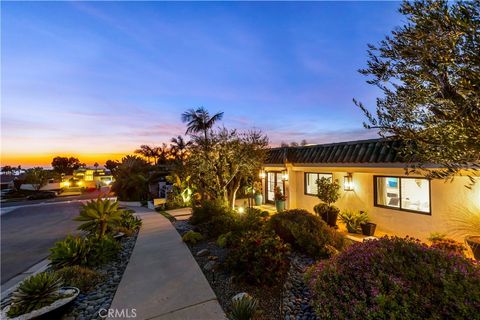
[282,171,289,181]
[344,173,354,191]
[259,170,266,179]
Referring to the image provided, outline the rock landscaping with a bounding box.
[175,220,320,320]
[282,253,319,320]
[61,231,138,320]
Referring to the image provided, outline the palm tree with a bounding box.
[181,107,224,141]
[75,198,123,239]
[152,143,171,165]
[134,145,155,164]
[170,135,192,161]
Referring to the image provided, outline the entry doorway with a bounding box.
[266,171,285,203]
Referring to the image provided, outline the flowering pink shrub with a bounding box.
[305,236,480,319]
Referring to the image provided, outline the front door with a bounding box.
[266,172,284,203]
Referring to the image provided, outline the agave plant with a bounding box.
[49,235,91,269]
[75,198,123,239]
[7,272,62,318]
[229,294,258,320]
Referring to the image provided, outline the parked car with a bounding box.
[27,191,56,200]
[0,189,13,196]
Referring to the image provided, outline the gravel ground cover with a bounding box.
[175,220,320,320]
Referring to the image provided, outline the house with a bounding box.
[261,138,479,241]
[61,168,113,189]
[0,175,16,190]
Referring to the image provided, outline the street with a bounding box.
[1,201,84,284]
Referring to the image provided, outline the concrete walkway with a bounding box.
[165,207,192,221]
[109,209,225,320]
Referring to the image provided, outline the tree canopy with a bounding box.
[24,167,50,191]
[51,156,85,175]
[354,0,480,183]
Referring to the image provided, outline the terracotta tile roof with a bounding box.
[266,138,404,165]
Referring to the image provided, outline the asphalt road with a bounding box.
[1,188,110,208]
[1,202,83,284]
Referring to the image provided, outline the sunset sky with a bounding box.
[1,1,403,167]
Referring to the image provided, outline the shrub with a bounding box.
[117,210,142,235]
[306,236,480,319]
[88,236,121,265]
[225,229,290,285]
[56,266,104,292]
[430,238,466,257]
[313,203,340,219]
[50,235,120,269]
[235,207,269,233]
[7,272,63,317]
[182,231,204,244]
[49,236,91,269]
[229,294,258,320]
[338,210,370,233]
[269,209,345,258]
[190,199,230,225]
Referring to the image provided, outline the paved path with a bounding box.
[165,207,192,221]
[1,202,82,285]
[109,210,225,319]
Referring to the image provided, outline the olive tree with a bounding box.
[354,0,480,184]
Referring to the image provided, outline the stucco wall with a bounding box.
[262,165,479,242]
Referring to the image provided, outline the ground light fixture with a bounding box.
[344,173,354,191]
[237,206,245,214]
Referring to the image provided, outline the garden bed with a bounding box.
[175,220,320,320]
[0,231,138,320]
[60,231,138,320]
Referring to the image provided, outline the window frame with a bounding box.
[304,172,333,196]
[373,175,432,215]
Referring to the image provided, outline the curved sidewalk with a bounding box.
[109,208,225,319]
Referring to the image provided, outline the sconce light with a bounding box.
[259,170,266,179]
[282,171,289,181]
[344,173,354,191]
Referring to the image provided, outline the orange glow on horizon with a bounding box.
[1,152,131,168]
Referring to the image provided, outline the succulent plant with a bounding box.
[181,230,203,244]
[49,235,91,269]
[7,272,62,317]
[229,293,258,320]
[75,198,123,239]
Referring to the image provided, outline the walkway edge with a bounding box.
[109,208,225,319]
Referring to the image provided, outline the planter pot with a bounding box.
[321,211,338,228]
[466,236,480,260]
[254,194,263,206]
[346,225,358,234]
[275,200,285,212]
[361,223,377,236]
[1,287,79,320]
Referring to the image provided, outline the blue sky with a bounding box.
[1,1,403,166]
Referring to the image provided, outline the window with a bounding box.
[305,173,332,196]
[375,176,430,214]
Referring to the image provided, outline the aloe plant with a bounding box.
[75,198,123,239]
[7,272,62,317]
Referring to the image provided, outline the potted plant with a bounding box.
[449,206,480,260]
[360,221,377,236]
[314,177,340,227]
[274,186,286,212]
[1,272,80,320]
[339,210,370,234]
[253,181,263,206]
